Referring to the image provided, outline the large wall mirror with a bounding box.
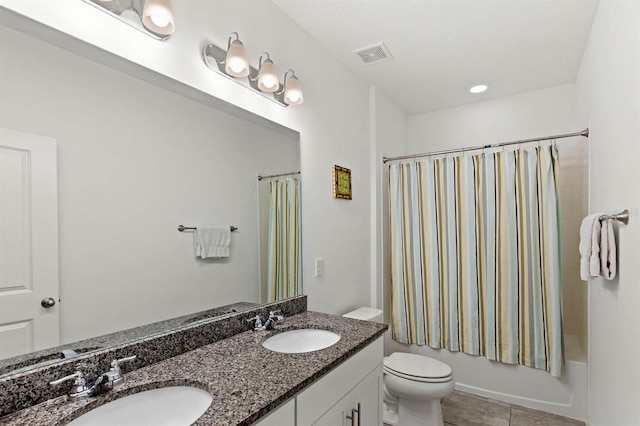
[0,22,301,375]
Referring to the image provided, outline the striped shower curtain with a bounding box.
[267,177,302,302]
[389,146,564,377]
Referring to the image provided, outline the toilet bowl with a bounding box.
[383,352,454,426]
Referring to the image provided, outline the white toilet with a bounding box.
[343,307,454,426]
[383,352,454,426]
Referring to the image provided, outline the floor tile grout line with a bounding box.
[508,404,513,425]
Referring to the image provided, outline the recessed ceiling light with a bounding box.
[470,84,488,94]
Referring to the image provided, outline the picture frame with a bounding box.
[332,165,352,200]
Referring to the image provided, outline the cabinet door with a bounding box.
[346,364,382,426]
[298,338,383,425]
[313,365,382,426]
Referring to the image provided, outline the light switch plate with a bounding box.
[315,258,324,277]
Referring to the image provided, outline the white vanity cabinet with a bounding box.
[296,337,383,426]
[254,337,383,426]
[254,398,296,426]
[310,365,382,426]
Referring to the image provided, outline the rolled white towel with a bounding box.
[600,219,617,280]
[579,214,602,281]
[589,218,601,277]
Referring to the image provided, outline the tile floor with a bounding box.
[385,390,585,426]
[441,391,585,426]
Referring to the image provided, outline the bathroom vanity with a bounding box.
[256,336,382,426]
[0,297,387,425]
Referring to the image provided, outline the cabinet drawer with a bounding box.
[297,337,383,425]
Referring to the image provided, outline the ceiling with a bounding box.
[272,0,599,116]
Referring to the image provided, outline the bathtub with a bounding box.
[385,333,587,421]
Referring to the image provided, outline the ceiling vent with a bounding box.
[353,43,392,64]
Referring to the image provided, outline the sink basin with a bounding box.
[67,386,212,426]
[262,329,341,353]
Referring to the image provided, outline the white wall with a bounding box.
[398,84,588,420]
[369,88,408,314]
[408,84,580,152]
[575,1,640,424]
[0,0,374,317]
[0,25,299,343]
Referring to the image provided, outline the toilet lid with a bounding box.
[384,353,452,380]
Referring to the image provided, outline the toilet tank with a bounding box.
[343,307,383,323]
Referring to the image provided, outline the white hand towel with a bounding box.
[579,214,602,281]
[589,218,601,277]
[194,226,231,259]
[600,219,617,280]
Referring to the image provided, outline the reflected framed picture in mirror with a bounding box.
[332,165,352,200]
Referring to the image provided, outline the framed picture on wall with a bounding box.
[332,165,352,200]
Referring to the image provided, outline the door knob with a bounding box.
[41,297,56,308]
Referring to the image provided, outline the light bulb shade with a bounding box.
[225,40,250,78]
[258,59,279,92]
[142,0,175,36]
[284,75,303,105]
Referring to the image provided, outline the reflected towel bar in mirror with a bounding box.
[177,225,238,232]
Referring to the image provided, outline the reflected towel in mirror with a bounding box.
[194,226,231,258]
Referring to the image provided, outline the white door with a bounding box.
[0,128,59,360]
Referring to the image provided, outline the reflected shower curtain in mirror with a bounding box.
[389,146,564,376]
[267,177,302,302]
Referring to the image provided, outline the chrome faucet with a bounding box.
[246,310,284,331]
[246,314,264,330]
[50,355,136,401]
[99,355,137,389]
[49,369,90,402]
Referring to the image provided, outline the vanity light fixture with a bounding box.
[225,33,250,77]
[141,0,175,36]
[257,53,279,93]
[469,84,488,94]
[202,34,304,107]
[281,70,304,105]
[82,0,176,40]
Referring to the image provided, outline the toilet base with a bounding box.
[396,398,444,426]
[383,395,445,426]
[382,408,399,426]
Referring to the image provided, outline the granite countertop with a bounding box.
[0,301,259,377]
[0,311,387,426]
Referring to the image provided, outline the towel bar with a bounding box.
[178,225,238,232]
[599,209,629,225]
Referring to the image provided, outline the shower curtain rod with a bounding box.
[382,128,589,163]
[257,171,300,181]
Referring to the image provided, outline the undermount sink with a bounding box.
[67,386,212,426]
[262,329,341,353]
